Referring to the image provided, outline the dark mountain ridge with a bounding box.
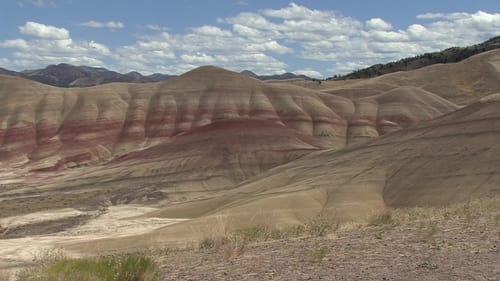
[5,63,176,87]
[0,64,313,87]
[240,70,312,81]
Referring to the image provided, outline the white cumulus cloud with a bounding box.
[262,2,331,20]
[192,25,233,37]
[146,24,167,31]
[2,5,500,77]
[416,12,470,20]
[0,39,30,49]
[294,68,322,78]
[221,4,500,75]
[79,21,124,29]
[0,57,11,66]
[2,21,110,69]
[19,21,69,39]
[17,0,55,8]
[181,53,216,64]
[366,18,393,31]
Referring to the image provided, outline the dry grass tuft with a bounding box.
[368,210,395,226]
[305,215,339,237]
[197,213,340,257]
[392,197,500,226]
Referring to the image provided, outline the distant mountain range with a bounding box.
[0,64,312,88]
[240,70,312,81]
[331,35,500,80]
[0,64,175,87]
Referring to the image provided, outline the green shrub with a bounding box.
[16,254,159,281]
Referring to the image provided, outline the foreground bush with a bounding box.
[16,254,159,281]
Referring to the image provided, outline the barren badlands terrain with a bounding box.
[0,49,500,280]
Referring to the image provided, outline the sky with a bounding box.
[0,0,499,77]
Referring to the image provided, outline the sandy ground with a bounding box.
[0,208,84,228]
[0,205,187,273]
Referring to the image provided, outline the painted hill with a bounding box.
[0,65,458,221]
[102,92,500,248]
[1,51,500,269]
[0,66,456,175]
[60,92,500,254]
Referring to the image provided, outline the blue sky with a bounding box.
[0,0,499,77]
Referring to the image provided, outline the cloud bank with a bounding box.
[1,3,499,77]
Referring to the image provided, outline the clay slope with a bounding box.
[63,94,500,253]
[320,49,500,105]
[144,94,500,239]
[51,118,322,197]
[0,67,456,186]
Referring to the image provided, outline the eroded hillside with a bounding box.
[1,51,500,272]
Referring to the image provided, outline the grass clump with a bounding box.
[368,210,394,226]
[305,216,338,237]
[16,253,159,281]
[233,224,325,241]
[198,225,289,257]
[235,225,273,242]
[308,246,331,263]
[198,214,340,257]
[198,236,232,250]
[494,213,500,225]
[392,197,500,227]
[198,234,246,258]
